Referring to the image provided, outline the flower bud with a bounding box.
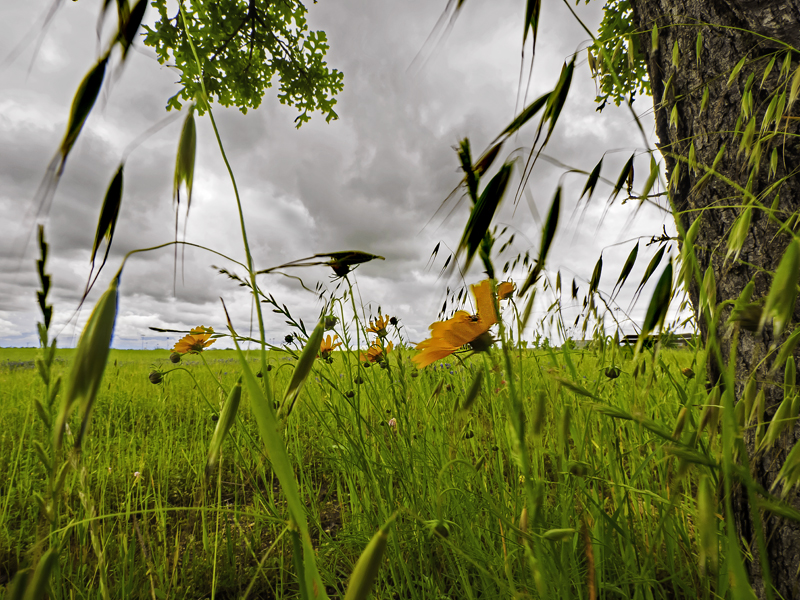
[169,352,181,364]
[149,371,163,385]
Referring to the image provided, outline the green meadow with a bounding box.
[1,342,721,599]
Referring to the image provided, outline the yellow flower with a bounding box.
[413,280,499,369]
[498,281,515,300]
[367,314,391,338]
[173,326,215,354]
[319,334,342,360]
[360,339,393,363]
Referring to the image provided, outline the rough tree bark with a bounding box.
[628,0,800,597]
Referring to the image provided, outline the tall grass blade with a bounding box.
[227,327,328,599]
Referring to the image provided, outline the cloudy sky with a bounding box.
[0,0,678,350]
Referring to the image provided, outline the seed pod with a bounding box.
[53,461,70,495]
[35,358,49,386]
[696,475,718,574]
[518,507,528,543]
[206,377,243,474]
[531,390,546,436]
[462,370,483,411]
[21,548,59,600]
[543,528,575,542]
[281,320,325,417]
[734,399,746,428]
[699,387,721,437]
[343,520,393,600]
[672,407,688,440]
[785,355,796,397]
[432,520,450,539]
[32,441,50,471]
[759,239,800,336]
[34,398,51,429]
[54,277,118,450]
[743,377,757,423]
[759,394,795,452]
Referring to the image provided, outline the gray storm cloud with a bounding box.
[0,0,677,350]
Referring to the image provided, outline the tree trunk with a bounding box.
[629,0,800,597]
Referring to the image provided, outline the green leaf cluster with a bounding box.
[143,0,344,126]
[589,0,650,110]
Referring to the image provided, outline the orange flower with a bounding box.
[413,280,499,369]
[498,281,515,300]
[173,326,215,354]
[367,314,391,338]
[319,334,342,360]
[360,339,393,363]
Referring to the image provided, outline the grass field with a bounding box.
[0,340,720,600]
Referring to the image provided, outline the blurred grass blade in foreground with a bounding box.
[54,276,119,450]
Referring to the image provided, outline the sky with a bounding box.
[0,0,680,350]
